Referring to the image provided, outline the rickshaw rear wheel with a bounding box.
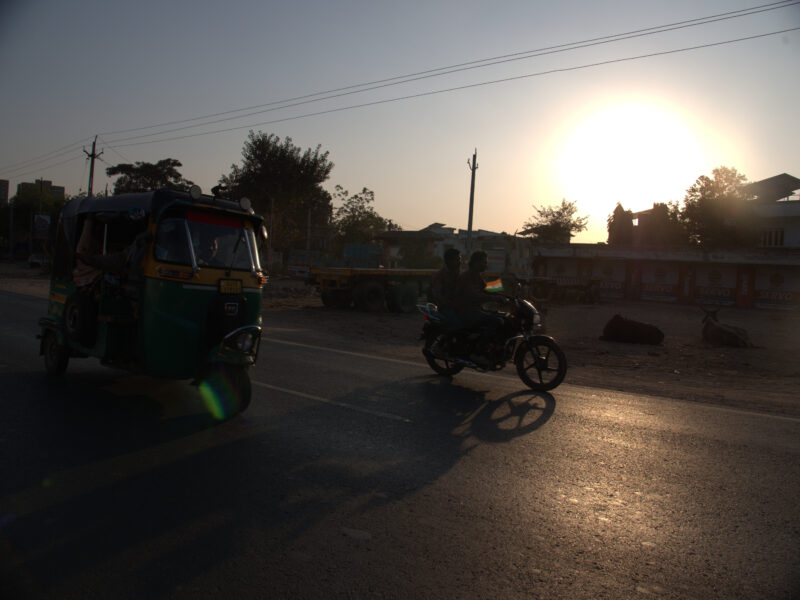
[43,330,69,376]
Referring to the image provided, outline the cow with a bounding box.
[600,314,664,345]
[700,307,754,347]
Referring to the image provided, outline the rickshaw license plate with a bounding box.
[219,279,243,294]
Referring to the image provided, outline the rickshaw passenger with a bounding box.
[75,217,149,288]
[73,216,103,288]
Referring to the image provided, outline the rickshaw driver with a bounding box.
[196,235,219,267]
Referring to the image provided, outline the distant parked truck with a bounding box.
[310,266,436,312]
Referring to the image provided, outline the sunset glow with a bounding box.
[555,99,710,240]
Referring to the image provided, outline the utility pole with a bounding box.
[83,135,103,196]
[8,199,13,259]
[466,149,478,255]
[306,205,312,251]
[268,196,274,268]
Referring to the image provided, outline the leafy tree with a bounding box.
[2,186,66,257]
[521,198,588,243]
[606,202,634,246]
[219,131,334,251]
[679,166,758,248]
[331,185,400,253]
[637,202,687,247]
[105,158,194,194]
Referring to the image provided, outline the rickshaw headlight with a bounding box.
[223,327,261,355]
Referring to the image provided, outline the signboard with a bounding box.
[694,265,737,306]
[754,267,799,310]
[34,214,51,240]
[486,249,506,274]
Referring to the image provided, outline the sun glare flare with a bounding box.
[555,100,709,241]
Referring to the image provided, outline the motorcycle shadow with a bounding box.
[420,377,555,444]
[469,389,555,443]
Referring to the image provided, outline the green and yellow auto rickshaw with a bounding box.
[38,186,267,417]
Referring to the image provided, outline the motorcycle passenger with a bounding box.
[431,248,462,332]
[455,250,504,366]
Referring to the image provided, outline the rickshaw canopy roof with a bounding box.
[62,188,263,223]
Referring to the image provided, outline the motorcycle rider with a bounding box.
[455,250,504,366]
[431,248,462,331]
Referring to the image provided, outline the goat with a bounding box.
[701,307,754,347]
[600,314,664,345]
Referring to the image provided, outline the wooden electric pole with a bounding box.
[466,149,478,255]
[83,136,103,197]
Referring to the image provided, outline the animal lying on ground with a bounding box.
[600,314,664,345]
[701,307,754,347]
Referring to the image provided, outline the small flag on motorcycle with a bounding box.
[485,279,504,293]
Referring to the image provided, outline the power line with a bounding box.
[98,0,797,140]
[97,136,134,164]
[3,155,85,182]
[4,2,797,173]
[107,27,800,150]
[0,136,93,173]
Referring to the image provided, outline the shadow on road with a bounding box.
[409,375,556,443]
[0,367,560,599]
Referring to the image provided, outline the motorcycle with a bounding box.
[417,296,567,391]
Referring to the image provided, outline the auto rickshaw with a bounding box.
[38,186,267,418]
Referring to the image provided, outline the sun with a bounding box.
[554,99,708,239]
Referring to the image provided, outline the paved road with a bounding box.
[1,290,799,599]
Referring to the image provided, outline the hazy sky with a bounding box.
[2,0,798,243]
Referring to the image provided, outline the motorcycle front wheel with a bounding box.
[514,335,567,391]
[423,333,464,376]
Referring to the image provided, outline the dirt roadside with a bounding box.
[3,262,798,418]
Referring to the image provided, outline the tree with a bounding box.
[606,202,634,246]
[105,158,194,194]
[2,185,66,257]
[679,166,758,249]
[219,131,334,251]
[638,202,687,247]
[521,199,588,243]
[331,185,400,253]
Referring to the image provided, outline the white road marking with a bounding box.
[252,381,412,423]
[266,337,800,423]
[267,337,422,367]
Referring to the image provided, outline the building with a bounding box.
[743,173,800,248]
[16,179,65,201]
[375,223,514,269]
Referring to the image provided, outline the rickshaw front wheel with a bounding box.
[227,366,252,413]
[43,330,69,376]
[202,365,252,418]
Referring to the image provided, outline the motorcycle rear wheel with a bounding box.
[424,333,464,376]
[515,336,567,391]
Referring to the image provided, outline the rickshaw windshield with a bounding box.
[155,210,261,271]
